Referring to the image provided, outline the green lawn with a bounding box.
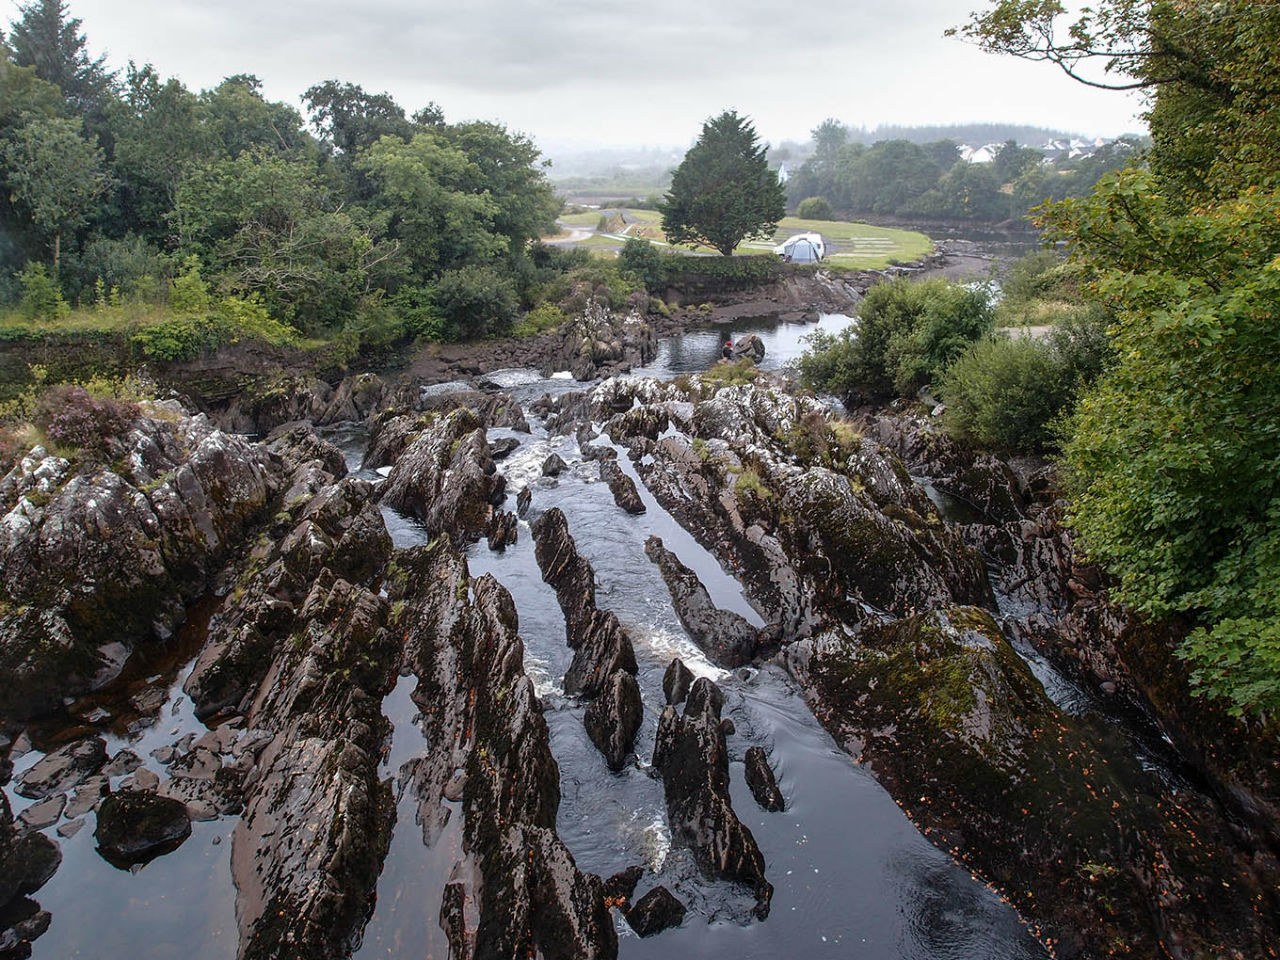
[548,207,931,270]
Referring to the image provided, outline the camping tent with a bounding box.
[780,236,822,263]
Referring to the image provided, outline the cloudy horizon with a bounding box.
[7,0,1149,150]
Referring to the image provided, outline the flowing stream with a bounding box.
[4,315,1051,959]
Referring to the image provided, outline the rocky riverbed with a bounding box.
[1,291,1277,960]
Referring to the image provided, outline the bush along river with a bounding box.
[1,293,1278,960]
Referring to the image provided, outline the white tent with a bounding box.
[773,232,825,262]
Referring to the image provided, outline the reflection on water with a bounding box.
[633,313,856,379]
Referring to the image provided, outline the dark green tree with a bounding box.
[661,110,785,256]
[7,0,112,118]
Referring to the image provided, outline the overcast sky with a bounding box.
[10,0,1147,149]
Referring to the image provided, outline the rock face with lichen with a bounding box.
[0,405,317,719]
[792,606,1280,960]
[379,406,505,544]
[544,297,657,381]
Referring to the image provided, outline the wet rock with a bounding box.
[63,777,107,819]
[542,453,568,477]
[56,818,84,839]
[388,543,617,959]
[360,409,438,470]
[0,794,60,916]
[101,750,142,778]
[603,865,643,904]
[663,658,694,706]
[744,747,784,812]
[624,886,686,938]
[0,414,280,718]
[730,334,765,364]
[0,905,50,960]
[564,611,638,699]
[17,796,65,831]
[579,441,617,462]
[516,486,532,518]
[264,422,347,478]
[795,606,1280,960]
[15,738,106,800]
[487,510,519,551]
[583,670,643,772]
[120,768,159,793]
[94,791,191,867]
[232,572,399,960]
[413,386,531,433]
[644,536,761,666]
[490,436,520,460]
[379,407,504,545]
[544,296,657,381]
[599,460,646,514]
[652,678,772,918]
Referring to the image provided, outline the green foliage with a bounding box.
[130,294,297,361]
[16,262,67,320]
[618,237,666,291]
[798,278,992,404]
[511,302,566,338]
[999,249,1076,307]
[662,110,786,256]
[433,263,518,339]
[734,468,772,501]
[796,196,834,220]
[389,285,445,341]
[169,256,211,312]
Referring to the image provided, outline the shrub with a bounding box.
[619,237,667,291]
[34,384,138,456]
[511,302,567,338]
[434,263,519,339]
[940,310,1114,454]
[17,263,68,322]
[169,256,211,313]
[797,196,835,220]
[390,285,446,341]
[1000,249,1077,307]
[939,336,1071,452]
[797,277,992,404]
[343,296,407,354]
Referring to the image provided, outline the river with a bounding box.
[3,314,1049,959]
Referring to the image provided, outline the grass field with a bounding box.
[546,208,932,269]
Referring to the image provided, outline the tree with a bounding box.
[303,80,416,159]
[959,0,1280,713]
[7,0,113,118]
[796,196,834,220]
[811,117,849,163]
[661,110,785,256]
[2,114,106,267]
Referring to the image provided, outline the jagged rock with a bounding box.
[663,658,694,706]
[580,441,617,462]
[360,409,438,469]
[529,508,599,648]
[233,572,398,960]
[542,453,568,477]
[583,670,643,772]
[796,606,1280,960]
[264,422,347,478]
[644,536,760,666]
[544,296,657,381]
[744,747,784,812]
[487,510,519,551]
[185,475,390,720]
[94,791,191,867]
[603,865,643,905]
[531,509,638,698]
[380,407,504,544]
[490,436,520,460]
[516,486,532,518]
[414,387,531,433]
[388,543,617,959]
[101,750,142,778]
[15,738,106,800]
[625,886,686,938]
[0,413,279,718]
[599,460,646,514]
[319,372,386,425]
[730,334,765,364]
[652,678,772,918]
